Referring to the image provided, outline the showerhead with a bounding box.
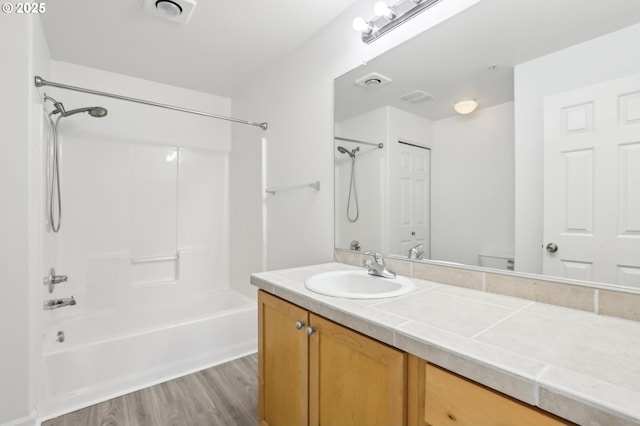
[337,146,359,158]
[90,107,108,118]
[62,106,108,118]
[43,94,108,118]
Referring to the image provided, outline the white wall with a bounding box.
[514,23,640,274]
[230,0,481,272]
[0,14,50,426]
[431,102,514,266]
[48,61,231,151]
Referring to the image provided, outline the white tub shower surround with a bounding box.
[39,61,257,418]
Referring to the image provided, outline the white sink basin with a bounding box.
[305,270,414,299]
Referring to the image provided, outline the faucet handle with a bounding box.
[365,251,385,264]
[408,244,424,259]
[43,267,68,293]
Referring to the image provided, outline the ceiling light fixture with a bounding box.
[454,99,478,115]
[353,0,442,44]
[142,0,196,24]
[354,72,392,89]
[156,0,182,17]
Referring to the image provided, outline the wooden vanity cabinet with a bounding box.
[259,290,570,426]
[309,314,406,425]
[258,290,406,426]
[408,356,571,426]
[258,290,310,426]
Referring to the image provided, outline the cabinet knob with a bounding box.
[306,327,316,336]
[295,320,305,330]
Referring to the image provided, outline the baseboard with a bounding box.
[0,412,38,426]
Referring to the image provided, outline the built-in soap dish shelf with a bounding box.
[131,253,179,286]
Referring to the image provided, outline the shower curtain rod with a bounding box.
[34,76,268,130]
[335,136,383,149]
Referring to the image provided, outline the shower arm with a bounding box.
[34,76,268,131]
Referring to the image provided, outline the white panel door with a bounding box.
[543,73,640,287]
[389,141,430,258]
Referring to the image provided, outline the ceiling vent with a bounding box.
[400,90,434,104]
[355,72,392,89]
[142,0,197,24]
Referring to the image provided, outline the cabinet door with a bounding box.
[408,357,570,426]
[309,314,406,426]
[258,291,309,426]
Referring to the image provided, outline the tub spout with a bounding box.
[43,296,76,310]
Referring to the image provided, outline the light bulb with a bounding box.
[352,17,372,34]
[374,1,394,19]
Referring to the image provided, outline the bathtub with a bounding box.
[39,289,257,418]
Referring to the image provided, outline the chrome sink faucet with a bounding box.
[408,244,425,260]
[363,251,396,279]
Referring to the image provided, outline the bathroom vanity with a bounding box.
[258,290,405,425]
[258,290,564,425]
[252,263,640,426]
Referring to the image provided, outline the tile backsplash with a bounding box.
[335,249,639,323]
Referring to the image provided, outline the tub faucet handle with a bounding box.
[44,267,68,293]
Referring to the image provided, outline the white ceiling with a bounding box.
[40,0,360,97]
[335,0,640,122]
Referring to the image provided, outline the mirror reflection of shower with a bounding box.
[43,94,108,232]
[337,145,359,222]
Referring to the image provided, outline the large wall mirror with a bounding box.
[334,0,640,291]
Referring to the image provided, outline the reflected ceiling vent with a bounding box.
[400,90,434,104]
[355,72,392,89]
[142,0,197,24]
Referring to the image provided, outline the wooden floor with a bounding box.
[43,354,258,426]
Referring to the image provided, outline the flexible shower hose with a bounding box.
[346,155,359,222]
[47,113,62,233]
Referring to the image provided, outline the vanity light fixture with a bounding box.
[352,17,374,35]
[454,99,478,115]
[374,1,396,20]
[353,0,443,44]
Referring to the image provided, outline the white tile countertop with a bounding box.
[251,262,640,426]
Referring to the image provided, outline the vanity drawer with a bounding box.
[408,356,571,426]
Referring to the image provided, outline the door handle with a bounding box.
[546,243,558,253]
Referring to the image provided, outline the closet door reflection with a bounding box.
[389,141,430,258]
